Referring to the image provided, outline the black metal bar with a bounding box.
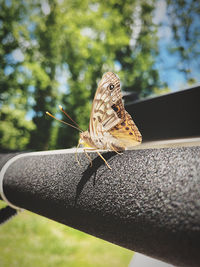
[0,206,17,224]
[125,86,200,141]
[1,146,200,267]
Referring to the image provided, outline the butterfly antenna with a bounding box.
[46,111,82,132]
[59,105,83,132]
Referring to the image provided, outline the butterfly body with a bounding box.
[80,130,125,151]
[80,72,142,152]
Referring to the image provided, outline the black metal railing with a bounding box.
[125,85,200,141]
[1,86,200,267]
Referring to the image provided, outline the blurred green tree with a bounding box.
[26,1,62,150]
[0,0,35,151]
[0,105,35,151]
[1,0,199,151]
[55,0,161,149]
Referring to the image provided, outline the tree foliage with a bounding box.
[0,0,199,151]
[0,0,35,150]
[54,0,160,148]
[0,105,35,151]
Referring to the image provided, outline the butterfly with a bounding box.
[46,72,142,169]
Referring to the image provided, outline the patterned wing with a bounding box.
[109,111,142,148]
[89,72,125,137]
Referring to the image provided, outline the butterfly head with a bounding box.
[79,131,96,149]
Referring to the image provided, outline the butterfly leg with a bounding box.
[96,151,112,170]
[110,145,123,155]
[82,148,112,170]
[83,148,93,167]
[75,140,82,167]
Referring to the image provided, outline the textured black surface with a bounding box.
[126,86,200,141]
[0,153,20,171]
[0,153,20,201]
[1,147,200,266]
[0,206,17,224]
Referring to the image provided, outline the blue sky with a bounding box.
[153,0,200,91]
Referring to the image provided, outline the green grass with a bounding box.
[0,201,133,267]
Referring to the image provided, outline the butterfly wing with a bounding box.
[89,72,125,137]
[109,111,142,148]
[89,71,142,150]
